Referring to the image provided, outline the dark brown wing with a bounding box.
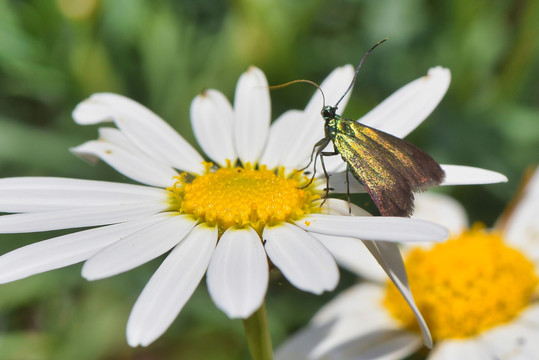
[330,118,445,217]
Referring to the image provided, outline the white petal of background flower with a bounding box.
[0,177,168,213]
[207,226,269,318]
[264,222,339,294]
[73,93,205,174]
[429,338,491,360]
[479,316,539,360]
[313,234,387,282]
[233,67,270,165]
[314,322,421,360]
[0,214,166,283]
[441,165,508,185]
[275,321,336,360]
[190,89,237,167]
[518,305,539,326]
[296,214,448,243]
[278,321,420,360]
[276,284,422,360]
[363,240,432,347]
[311,284,391,326]
[412,193,469,235]
[82,214,197,280]
[126,224,218,347]
[72,139,178,188]
[359,67,451,138]
[502,167,539,264]
[0,202,169,233]
[258,110,306,170]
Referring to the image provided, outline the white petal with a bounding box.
[258,110,305,170]
[312,283,392,325]
[440,164,508,185]
[0,177,168,213]
[206,227,268,318]
[313,233,387,282]
[263,222,339,294]
[412,193,468,235]
[502,167,539,259]
[234,67,270,165]
[277,324,420,360]
[359,67,451,138]
[524,167,539,197]
[82,214,197,280]
[190,89,236,167]
[289,66,355,171]
[0,214,166,283]
[275,321,336,360]
[296,214,448,243]
[479,315,539,360]
[72,94,117,125]
[0,202,169,233]
[316,198,371,217]
[276,284,421,360]
[362,240,432,347]
[73,93,205,174]
[315,325,420,360]
[327,171,368,194]
[126,224,217,347]
[517,304,539,326]
[72,139,178,188]
[429,338,491,360]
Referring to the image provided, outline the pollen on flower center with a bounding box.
[383,225,538,340]
[168,164,319,233]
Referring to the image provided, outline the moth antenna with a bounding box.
[269,79,326,107]
[334,38,388,108]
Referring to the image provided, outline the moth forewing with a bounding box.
[327,115,445,217]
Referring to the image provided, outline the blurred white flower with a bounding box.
[276,169,539,360]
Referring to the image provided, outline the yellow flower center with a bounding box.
[168,163,320,233]
[383,225,538,340]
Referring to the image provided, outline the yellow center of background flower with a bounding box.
[383,225,538,340]
[169,164,319,233]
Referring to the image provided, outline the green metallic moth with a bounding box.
[311,104,445,217]
[305,40,445,217]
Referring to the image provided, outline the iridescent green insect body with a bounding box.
[305,40,445,217]
[314,104,444,217]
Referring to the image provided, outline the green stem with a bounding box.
[243,302,274,360]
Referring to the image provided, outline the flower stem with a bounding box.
[243,302,273,360]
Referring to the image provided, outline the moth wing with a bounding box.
[331,119,444,217]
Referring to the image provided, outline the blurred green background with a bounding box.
[0,0,537,359]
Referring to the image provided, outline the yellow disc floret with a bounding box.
[384,225,538,340]
[168,163,320,233]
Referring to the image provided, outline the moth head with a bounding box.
[321,105,336,121]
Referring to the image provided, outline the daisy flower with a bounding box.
[276,170,538,360]
[0,66,504,348]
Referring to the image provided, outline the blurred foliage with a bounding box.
[0,0,537,359]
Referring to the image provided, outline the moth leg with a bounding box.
[319,150,339,205]
[300,137,331,189]
[299,137,329,172]
[346,164,351,214]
